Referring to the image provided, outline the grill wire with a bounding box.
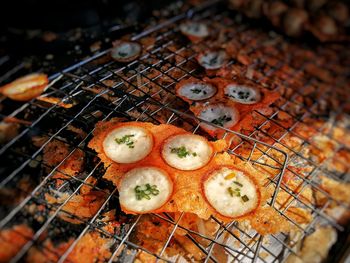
[0,0,349,262]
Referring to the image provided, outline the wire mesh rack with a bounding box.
[0,0,349,262]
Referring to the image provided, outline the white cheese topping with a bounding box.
[177,82,217,101]
[203,167,258,218]
[111,42,141,61]
[198,104,239,131]
[198,50,227,70]
[103,126,153,163]
[224,84,261,104]
[180,22,209,38]
[119,167,173,213]
[162,134,213,170]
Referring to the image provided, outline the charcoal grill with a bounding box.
[0,0,349,262]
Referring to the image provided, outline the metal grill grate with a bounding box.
[0,0,349,262]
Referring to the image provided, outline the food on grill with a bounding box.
[285,226,337,263]
[118,166,173,213]
[175,78,217,102]
[110,40,142,62]
[89,121,227,168]
[1,1,349,261]
[0,73,48,101]
[195,102,240,134]
[224,82,261,104]
[32,136,84,186]
[284,207,313,225]
[230,0,349,42]
[203,166,259,218]
[0,224,33,262]
[197,50,228,70]
[179,21,209,42]
[283,8,309,37]
[36,96,75,108]
[318,176,350,204]
[0,121,20,144]
[133,213,219,262]
[161,134,213,170]
[26,231,114,263]
[90,121,290,234]
[102,125,153,164]
[176,77,279,137]
[45,187,106,224]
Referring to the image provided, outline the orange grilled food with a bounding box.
[0,73,49,102]
[89,121,290,235]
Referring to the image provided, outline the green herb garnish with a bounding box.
[115,134,135,148]
[211,115,232,127]
[228,187,241,197]
[191,88,202,94]
[233,181,243,187]
[241,195,249,202]
[170,146,197,158]
[134,184,160,200]
[118,51,128,57]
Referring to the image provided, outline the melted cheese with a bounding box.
[203,167,258,218]
[198,50,227,70]
[180,22,209,38]
[103,126,153,163]
[198,104,239,131]
[119,167,173,212]
[177,82,217,101]
[162,134,213,170]
[224,84,261,104]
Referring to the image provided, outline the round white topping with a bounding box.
[162,134,213,170]
[203,167,258,218]
[119,167,173,213]
[224,84,261,104]
[177,82,217,101]
[198,104,239,131]
[103,126,153,163]
[180,22,209,38]
[111,41,141,62]
[198,50,227,70]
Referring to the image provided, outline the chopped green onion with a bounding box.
[170,146,197,158]
[228,187,241,197]
[118,51,128,57]
[241,195,249,202]
[211,115,232,127]
[134,184,160,200]
[233,181,243,187]
[191,88,202,94]
[115,134,135,148]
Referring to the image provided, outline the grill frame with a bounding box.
[0,0,349,262]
